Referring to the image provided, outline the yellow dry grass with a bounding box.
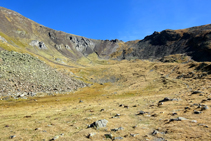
[0,58,211,140]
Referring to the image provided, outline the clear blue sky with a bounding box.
[1,0,211,41]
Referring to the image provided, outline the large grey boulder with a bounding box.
[29,40,47,49]
[88,119,108,129]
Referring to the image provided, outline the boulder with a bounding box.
[88,119,108,129]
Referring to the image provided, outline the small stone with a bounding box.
[130,133,139,137]
[169,117,187,122]
[111,128,119,132]
[159,97,172,103]
[177,117,187,121]
[191,120,197,123]
[192,91,203,94]
[100,109,105,112]
[9,135,16,139]
[115,114,121,116]
[87,133,96,138]
[124,105,129,109]
[114,137,123,140]
[118,127,124,130]
[132,125,138,129]
[152,130,159,135]
[35,128,41,130]
[105,134,113,139]
[79,100,83,103]
[138,111,145,115]
[185,107,190,110]
[52,135,59,140]
[194,111,202,114]
[172,112,177,116]
[201,105,209,111]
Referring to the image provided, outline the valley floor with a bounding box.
[0,60,211,141]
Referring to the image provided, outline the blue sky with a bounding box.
[1,0,211,41]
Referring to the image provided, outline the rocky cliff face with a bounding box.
[115,25,211,61]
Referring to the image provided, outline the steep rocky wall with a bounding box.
[120,25,211,61]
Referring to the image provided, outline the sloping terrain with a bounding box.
[0,60,211,140]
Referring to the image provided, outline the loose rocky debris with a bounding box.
[0,50,88,99]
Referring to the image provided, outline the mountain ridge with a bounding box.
[1,6,211,64]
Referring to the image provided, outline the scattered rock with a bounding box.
[158,97,178,103]
[100,109,105,112]
[130,133,139,137]
[87,133,96,139]
[119,104,124,107]
[201,105,209,111]
[60,133,64,136]
[137,111,146,115]
[207,98,211,101]
[184,107,190,110]
[169,117,187,122]
[88,119,108,129]
[198,124,208,128]
[50,135,59,140]
[152,130,159,135]
[124,105,129,109]
[114,137,124,140]
[192,91,203,94]
[9,135,16,139]
[79,100,83,103]
[105,134,113,139]
[35,128,41,130]
[171,112,177,116]
[111,127,124,132]
[194,111,202,114]
[191,120,197,123]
